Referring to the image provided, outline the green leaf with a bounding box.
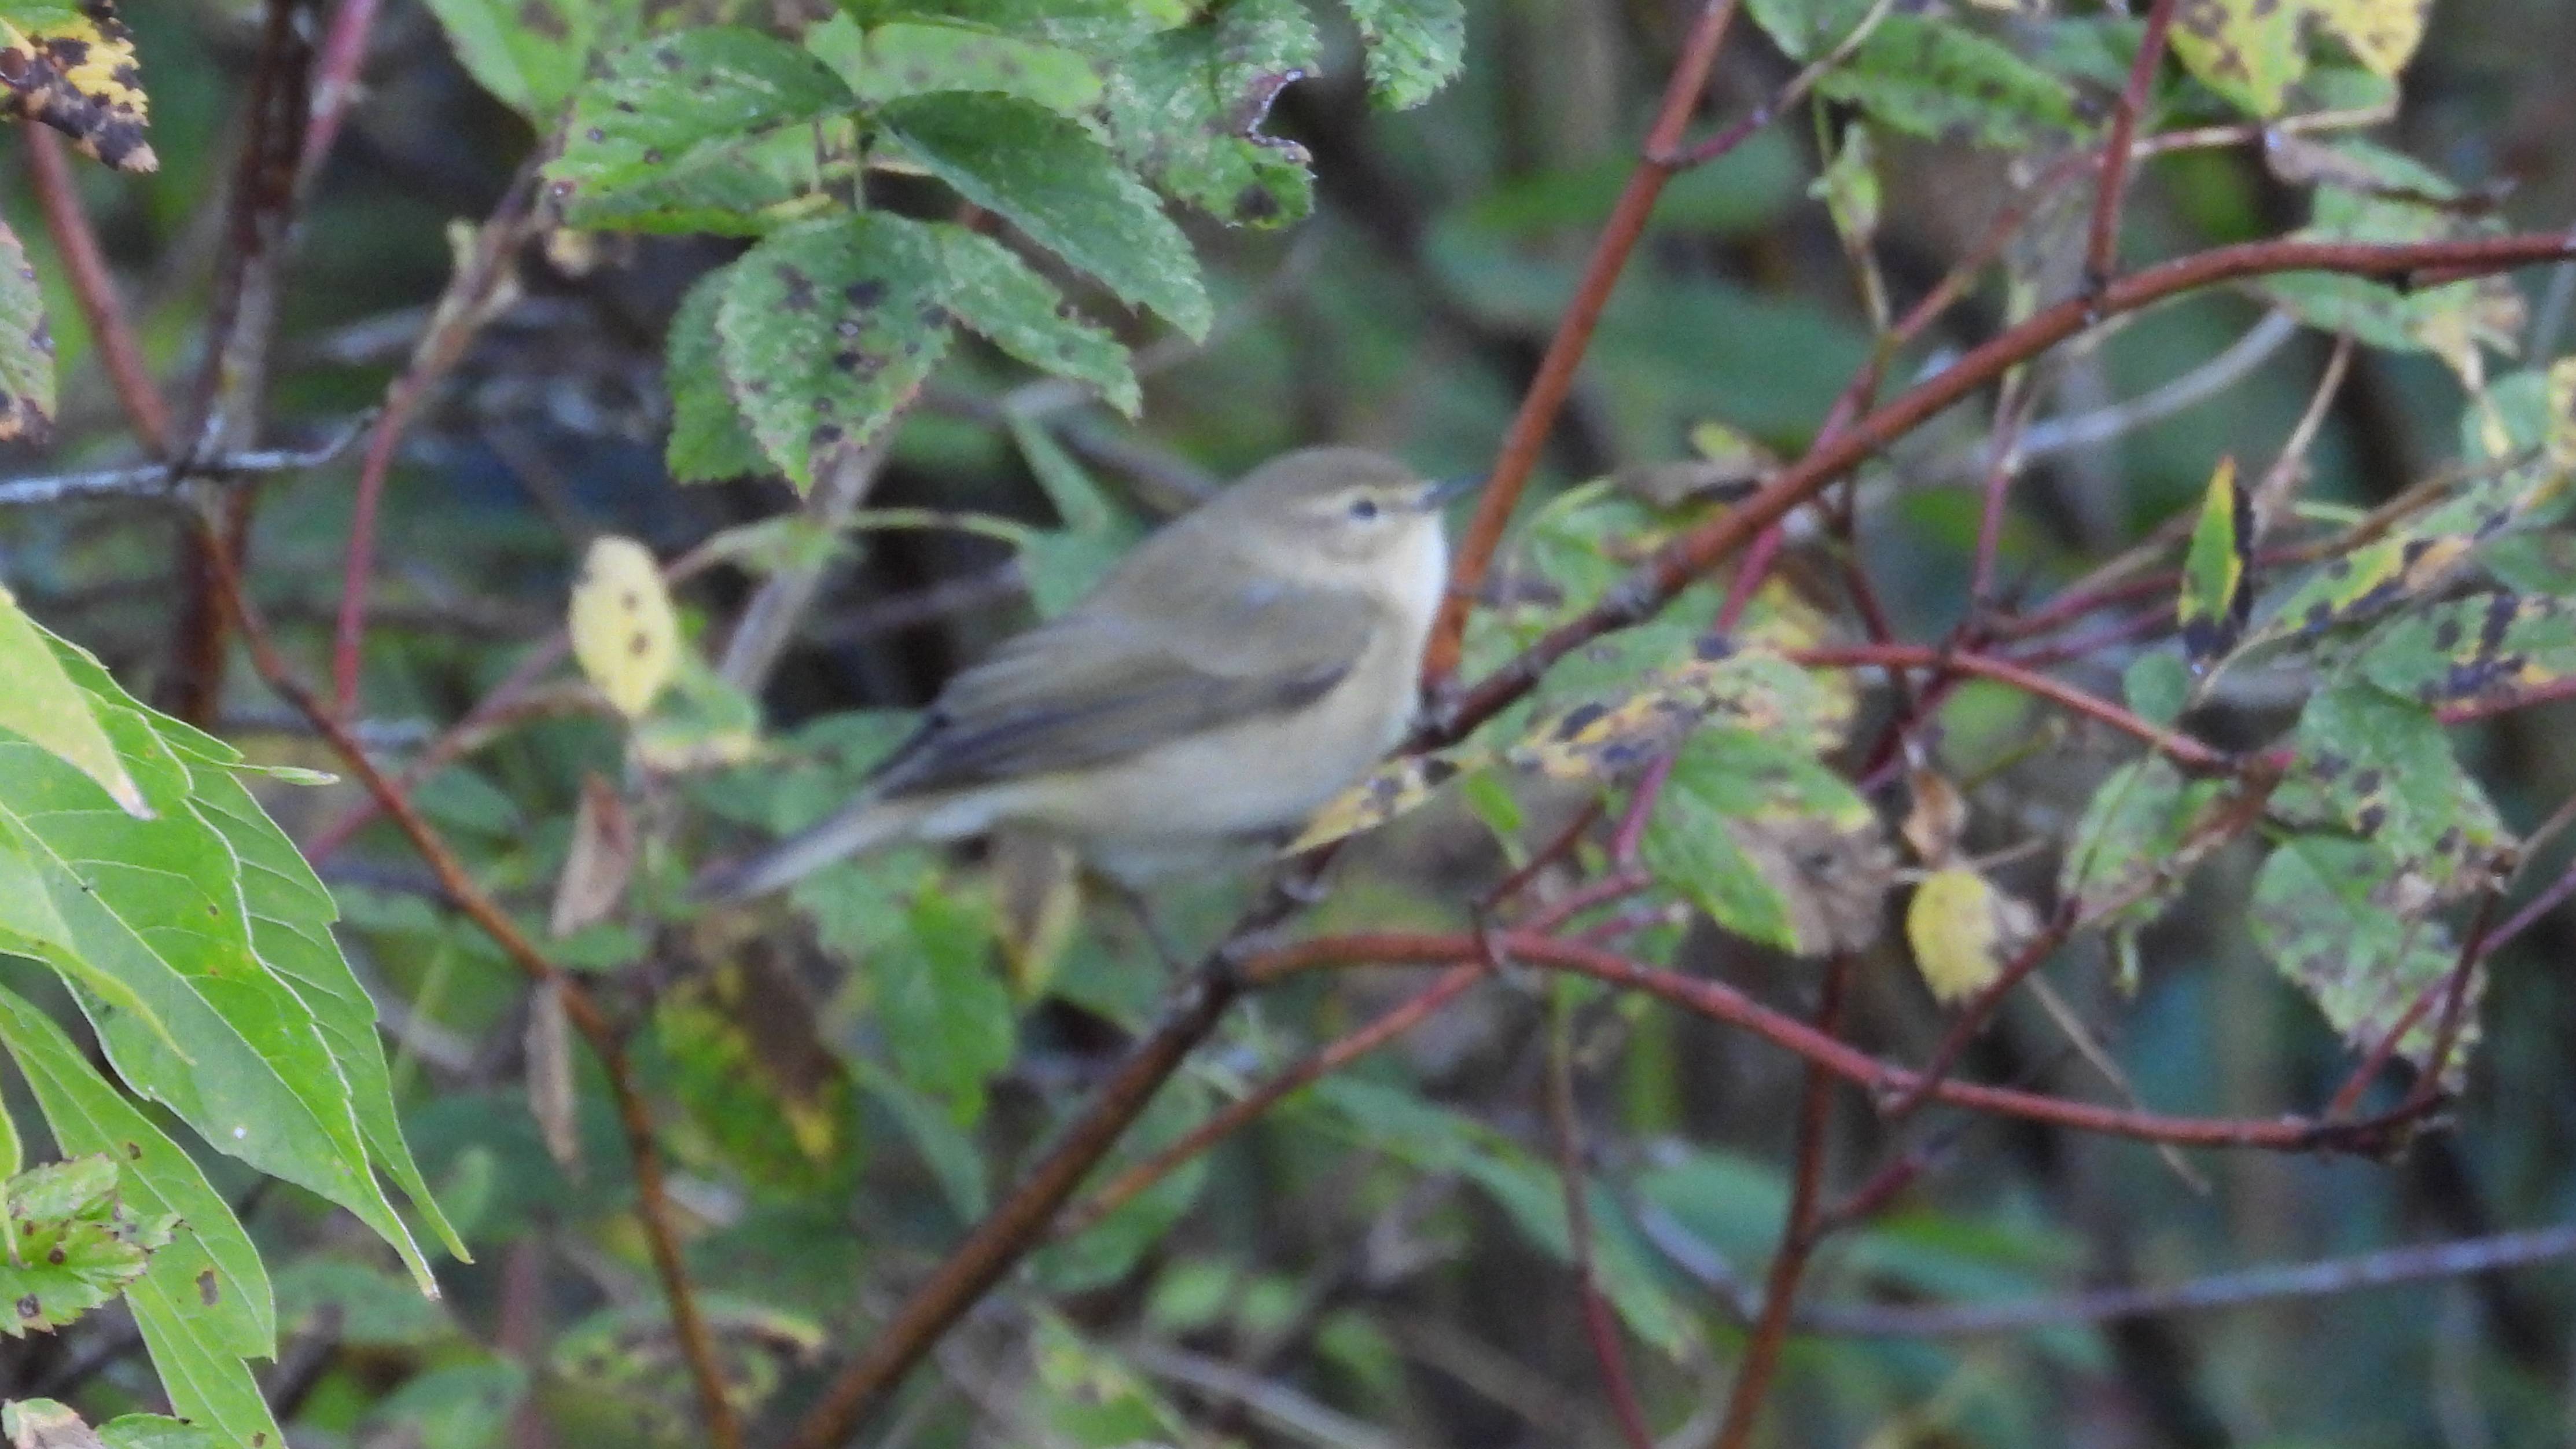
[1339,0,1466,109]
[2276,683,2511,892]
[362,1359,531,1449]
[421,0,634,119]
[1814,16,2085,150]
[0,988,273,1359]
[879,91,1210,336]
[933,224,1140,414]
[1637,727,1881,957]
[2057,759,2221,934]
[2178,455,2253,670]
[0,649,444,1293]
[2251,834,2467,1072]
[0,219,53,443]
[654,957,858,1194]
[1035,1075,1209,1292]
[1743,0,1875,61]
[848,20,1102,112]
[126,1266,285,1449]
[665,263,771,483]
[2170,0,2305,115]
[852,1057,987,1221]
[0,593,146,818]
[98,1416,228,1449]
[873,880,1015,1122]
[547,28,855,233]
[715,213,954,490]
[1098,0,1318,227]
[1025,1314,1193,1445]
[2360,594,2576,708]
[0,1154,172,1337]
[2122,650,2191,727]
[274,1256,455,1348]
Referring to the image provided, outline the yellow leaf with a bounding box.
[1287,751,1471,854]
[569,536,680,718]
[1905,867,2037,1005]
[0,2,154,172]
[2310,0,2430,78]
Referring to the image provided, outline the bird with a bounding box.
[697,447,1465,903]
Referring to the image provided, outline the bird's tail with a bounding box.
[691,794,928,903]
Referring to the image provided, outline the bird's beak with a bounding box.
[1417,474,1480,511]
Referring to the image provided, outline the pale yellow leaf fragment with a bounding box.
[1906,867,2038,1005]
[569,537,680,718]
[549,773,635,936]
[2310,0,2429,78]
[2548,356,2576,473]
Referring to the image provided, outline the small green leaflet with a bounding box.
[935,224,1140,415]
[664,264,770,484]
[879,91,1212,337]
[1813,16,2086,151]
[0,588,146,818]
[1743,0,1876,61]
[1097,0,1320,227]
[1338,0,1466,110]
[1637,727,1886,958]
[2178,455,2254,670]
[715,214,955,490]
[0,219,54,443]
[0,1154,173,1337]
[420,0,634,120]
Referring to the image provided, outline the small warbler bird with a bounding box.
[700,447,1463,900]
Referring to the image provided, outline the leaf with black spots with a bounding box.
[2252,833,2469,1075]
[2358,593,2576,709]
[0,1154,174,1337]
[2058,759,2227,931]
[879,90,1209,336]
[932,224,1139,414]
[1096,0,1319,228]
[0,219,53,443]
[2178,455,2253,670]
[2174,0,2430,116]
[0,0,153,172]
[1641,728,1891,957]
[715,213,953,489]
[546,28,854,234]
[845,18,1101,113]
[2276,683,2512,893]
[1286,750,1474,854]
[421,0,632,119]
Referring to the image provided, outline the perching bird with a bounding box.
[697,447,1463,901]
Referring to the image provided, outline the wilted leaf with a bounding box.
[1815,16,2084,150]
[1508,638,1846,783]
[524,979,582,1176]
[2309,0,2430,79]
[2252,833,2469,1073]
[1907,867,2038,1005]
[1339,0,1466,109]
[0,0,152,171]
[0,220,53,443]
[715,214,954,488]
[2170,0,2308,115]
[549,774,634,937]
[657,951,856,1194]
[1901,765,1968,865]
[882,91,1209,336]
[2178,455,2253,670]
[932,223,1140,414]
[0,591,145,818]
[1098,0,1319,227]
[568,536,680,718]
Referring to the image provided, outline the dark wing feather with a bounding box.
[865,576,1377,799]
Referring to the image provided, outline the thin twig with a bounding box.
[1545,978,1656,1449]
[24,128,170,452]
[1422,0,1745,687]
[195,529,744,1449]
[717,431,901,692]
[1788,643,2231,771]
[0,416,375,506]
[2082,0,2181,292]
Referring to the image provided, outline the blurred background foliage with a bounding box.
[5,0,2576,1446]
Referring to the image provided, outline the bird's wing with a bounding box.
[864,575,1380,798]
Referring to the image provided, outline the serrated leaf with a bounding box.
[568,536,680,718]
[0,220,54,443]
[1814,16,2084,150]
[0,656,441,1293]
[2058,759,2224,933]
[2276,683,2511,893]
[849,20,1102,112]
[1097,0,1318,227]
[880,91,1209,336]
[0,982,274,1362]
[2359,594,2576,709]
[546,28,853,233]
[2178,455,2253,669]
[421,0,633,119]
[1339,0,1465,109]
[2170,0,2307,115]
[933,224,1139,414]
[873,881,1015,1123]
[0,1154,172,1337]
[716,213,954,488]
[0,1,153,172]
[0,594,143,817]
[2252,834,2468,1072]
[665,264,770,483]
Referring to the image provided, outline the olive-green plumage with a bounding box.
[700,447,1458,899]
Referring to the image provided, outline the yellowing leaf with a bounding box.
[2310,0,2429,79]
[2548,356,2576,472]
[0,2,154,172]
[0,588,148,818]
[547,773,633,937]
[2173,0,2428,117]
[2178,455,2253,670]
[1287,751,1471,854]
[568,537,679,718]
[1906,867,2036,1004]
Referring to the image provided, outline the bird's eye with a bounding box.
[1348,497,1381,521]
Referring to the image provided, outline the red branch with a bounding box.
[2084,0,2181,290]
